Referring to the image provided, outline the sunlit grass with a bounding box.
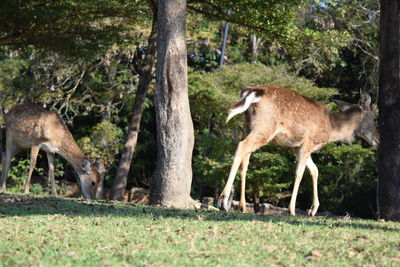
[0,193,399,266]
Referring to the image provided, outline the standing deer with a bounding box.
[0,103,100,199]
[219,85,379,216]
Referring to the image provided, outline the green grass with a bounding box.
[0,193,399,266]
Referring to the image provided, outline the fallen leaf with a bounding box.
[310,250,323,258]
[347,251,356,258]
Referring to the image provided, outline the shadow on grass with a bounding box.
[0,192,398,233]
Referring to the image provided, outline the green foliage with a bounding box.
[78,120,123,168]
[289,28,352,74]
[0,46,139,125]
[312,143,378,216]
[0,0,151,56]
[298,0,379,98]
[187,1,353,75]
[188,0,301,45]
[0,51,29,117]
[246,146,295,204]
[6,159,38,192]
[4,156,65,195]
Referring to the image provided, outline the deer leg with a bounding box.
[0,141,19,190]
[220,132,271,211]
[24,146,40,194]
[306,157,319,216]
[219,149,246,211]
[288,148,310,216]
[239,153,251,212]
[46,152,57,196]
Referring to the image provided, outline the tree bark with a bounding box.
[378,0,400,221]
[150,0,195,208]
[112,2,158,200]
[250,34,261,64]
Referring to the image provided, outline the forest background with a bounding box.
[0,0,379,218]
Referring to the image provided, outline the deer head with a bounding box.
[78,158,101,199]
[333,93,379,146]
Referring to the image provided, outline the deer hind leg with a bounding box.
[239,153,251,212]
[220,132,271,211]
[46,152,57,196]
[24,146,40,194]
[0,140,20,190]
[288,148,311,216]
[306,157,319,216]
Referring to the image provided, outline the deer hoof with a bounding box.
[239,203,247,213]
[307,205,318,216]
[217,195,231,211]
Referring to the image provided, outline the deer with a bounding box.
[219,85,379,216]
[0,103,100,199]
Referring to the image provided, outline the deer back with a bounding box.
[244,86,333,149]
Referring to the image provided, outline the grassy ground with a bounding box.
[0,193,399,266]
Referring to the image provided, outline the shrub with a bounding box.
[4,155,64,195]
[78,120,123,168]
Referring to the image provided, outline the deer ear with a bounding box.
[82,158,91,172]
[333,99,354,111]
[359,93,372,109]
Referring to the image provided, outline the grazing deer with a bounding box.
[0,103,100,199]
[219,85,379,216]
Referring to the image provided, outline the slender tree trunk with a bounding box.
[150,0,195,208]
[378,0,400,221]
[0,128,4,174]
[253,182,260,213]
[0,109,5,175]
[112,2,158,200]
[250,34,260,64]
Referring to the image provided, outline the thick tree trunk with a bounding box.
[112,3,158,200]
[378,0,400,221]
[150,0,195,208]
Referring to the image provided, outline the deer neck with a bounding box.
[329,107,364,143]
[58,138,85,173]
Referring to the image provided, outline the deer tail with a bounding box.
[226,90,262,123]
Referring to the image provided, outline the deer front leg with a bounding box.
[289,150,310,216]
[239,153,251,212]
[46,152,57,196]
[306,157,319,216]
[24,146,40,194]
